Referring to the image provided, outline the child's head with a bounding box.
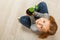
[36,17,50,32]
[36,16,58,38]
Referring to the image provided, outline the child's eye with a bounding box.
[43,20,45,23]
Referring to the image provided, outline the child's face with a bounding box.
[36,18,50,32]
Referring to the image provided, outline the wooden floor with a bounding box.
[0,0,60,40]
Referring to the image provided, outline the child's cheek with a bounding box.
[36,24,41,30]
[44,26,49,32]
[36,25,40,29]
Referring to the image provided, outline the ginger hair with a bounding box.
[39,16,58,39]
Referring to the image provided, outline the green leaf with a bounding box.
[35,5,38,10]
[29,7,34,13]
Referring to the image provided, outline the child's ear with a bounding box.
[49,16,58,35]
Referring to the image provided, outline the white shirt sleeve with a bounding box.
[30,24,42,34]
[30,24,37,32]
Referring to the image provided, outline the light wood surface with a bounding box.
[0,0,60,40]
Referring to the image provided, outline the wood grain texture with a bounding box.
[0,0,60,40]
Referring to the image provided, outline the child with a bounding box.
[18,2,57,39]
[19,1,49,32]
